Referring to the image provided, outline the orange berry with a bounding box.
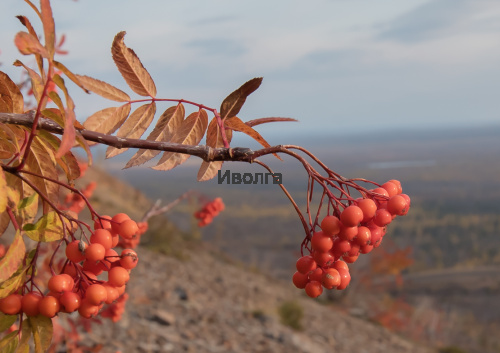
[66,240,87,263]
[21,292,42,316]
[336,268,351,290]
[338,224,357,241]
[111,213,130,234]
[313,251,334,267]
[355,226,371,246]
[119,249,138,270]
[0,293,22,315]
[108,267,130,287]
[78,300,99,319]
[83,260,104,276]
[59,291,81,313]
[388,179,403,194]
[331,260,349,273]
[39,296,60,318]
[85,284,108,305]
[118,220,138,239]
[48,274,74,293]
[373,209,392,227]
[381,181,399,197]
[94,215,112,230]
[387,195,408,216]
[308,268,323,282]
[103,283,119,304]
[90,229,113,250]
[85,243,106,262]
[356,198,377,222]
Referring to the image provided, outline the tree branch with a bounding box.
[0,111,294,163]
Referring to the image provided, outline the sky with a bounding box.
[1,0,499,140]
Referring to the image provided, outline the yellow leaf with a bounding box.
[29,315,53,353]
[0,231,25,282]
[0,168,7,213]
[23,212,63,242]
[111,31,156,97]
[0,331,19,353]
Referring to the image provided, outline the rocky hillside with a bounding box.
[72,166,436,353]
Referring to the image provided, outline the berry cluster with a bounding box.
[293,180,411,298]
[194,197,225,227]
[0,213,139,320]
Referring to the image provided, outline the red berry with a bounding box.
[374,209,393,227]
[321,268,340,289]
[343,254,359,263]
[48,274,74,293]
[340,205,363,227]
[356,198,377,222]
[296,255,317,274]
[119,249,138,270]
[85,284,108,305]
[381,181,399,197]
[94,215,112,230]
[338,224,357,241]
[311,231,333,252]
[78,300,100,319]
[119,220,138,239]
[360,244,374,254]
[312,251,334,267]
[111,213,131,234]
[305,281,323,298]
[321,215,341,235]
[292,271,309,289]
[331,260,349,273]
[336,268,351,290]
[388,179,403,194]
[308,268,323,282]
[355,226,371,246]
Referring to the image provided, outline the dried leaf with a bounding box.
[153,109,208,171]
[111,31,156,97]
[14,32,49,57]
[106,102,156,158]
[0,231,25,282]
[125,104,185,168]
[0,71,24,113]
[38,131,80,182]
[53,61,90,93]
[0,168,7,214]
[5,172,38,228]
[245,117,298,127]
[74,130,93,165]
[225,116,281,161]
[16,15,43,73]
[40,0,55,58]
[83,104,131,135]
[75,74,130,102]
[0,79,14,113]
[197,117,233,181]
[220,77,262,121]
[13,60,44,103]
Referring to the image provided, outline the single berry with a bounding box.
[66,240,87,263]
[321,215,341,235]
[39,296,60,318]
[311,231,333,252]
[118,219,139,239]
[0,294,22,315]
[59,291,81,313]
[292,271,309,289]
[90,229,113,249]
[356,198,377,222]
[340,205,363,227]
[296,255,317,274]
[111,213,131,234]
[21,292,42,316]
[336,268,351,290]
[85,243,106,262]
[322,268,341,289]
[120,249,138,270]
[305,281,323,298]
[48,274,74,293]
[85,284,108,305]
[108,266,130,287]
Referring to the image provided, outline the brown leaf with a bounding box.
[0,231,25,282]
[75,74,130,102]
[17,15,44,72]
[0,79,14,113]
[13,60,44,103]
[14,32,49,57]
[0,71,24,113]
[53,61,90,94]
[0,168,7,214]
[153,109,209,171]
[40,0,55,58]
[51,74,76,158]
[220,77,262,121]
[225,116,282,161]
[125,104,185,168]
[38,131,80,182]
[245,117,298,127]
[197,117,233,181]
[83,104,131,135]
[106,102,156,158]
[0,127,17,159]
[111,31,156,97]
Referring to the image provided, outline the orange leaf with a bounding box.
[14,32,49,58]
[0,168,7,214]
[245,117,298,127]
[83,104,131,135]
[0,71,24,114]
[111,31,156,97]
[16,15,44,72]
[153,109,208,171]
[125,104,185,168]
[13,60,44,103]
[220,77,262,121]
[106,102,156,158]
[38,131,80,182]
[53,61,90,94]
[197,117,233,181]
[40,0,55,58]
[56,109,76,158]
[225,116,281,161]
[75,74,130,102]
[0,231,25,283]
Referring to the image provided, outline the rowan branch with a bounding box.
[0,111,295,163]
